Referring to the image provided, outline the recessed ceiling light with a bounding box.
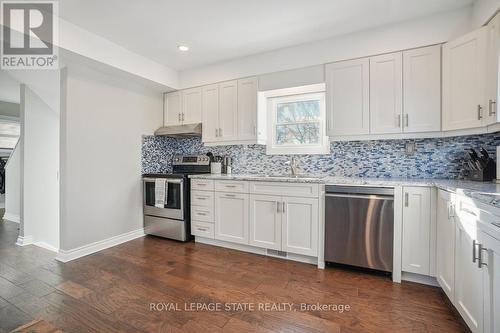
[178,45,189,52]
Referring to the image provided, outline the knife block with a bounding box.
[466,159,497,182]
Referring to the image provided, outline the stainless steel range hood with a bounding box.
[154,123,202,137]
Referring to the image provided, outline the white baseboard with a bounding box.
[56,228,145,263]
[402,271,439,287]
[3,213,20,223]
[16,235,33,246]
[34,241,59,253]
[195,237,317,266]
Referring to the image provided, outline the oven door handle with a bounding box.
[143,178,183,184]
[325,193,394,201]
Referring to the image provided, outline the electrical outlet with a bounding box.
[405,141,416,155]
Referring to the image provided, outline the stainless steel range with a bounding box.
[142,154,210,241]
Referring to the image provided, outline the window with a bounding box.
[260,84,329,155]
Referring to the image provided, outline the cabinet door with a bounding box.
[442,27,487,131]
[215,192,249,244]
[202,84,219,143]
[436,190,455,300]
[403,45,441,133]
[485,12,500,125]
[218,80,238,141]
[369,52,403,134]
[325,58,370,136]
[455,214,484,333]
[282,197,318,256]
[237,77,258,141]
[249,194,281,250]
[182,87,202,124]
[480,230,500,333]
[402,187,431,275]
[164,91,182,126]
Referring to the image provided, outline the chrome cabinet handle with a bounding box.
[461,206,477,217]
[196,227,208,232]
[404,193,409,207]
[196,197,207,200]
[196,212,208,216]
[404,114,409,127]
[224,194,236,198]
[282,202,285,213]
[473,240,480,263]
[489,99,497,116]
[447,203,455,218]
[182,113,185,121]
[178,113,181,122]
[224,185,237,188]
[478,244,488,268]
[478,104,483,120]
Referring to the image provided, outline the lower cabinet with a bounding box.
[282,196,319,256]
[480,230,500,333]
[214,192,249,244]
[249,194,282,250]
[436,190,456,301]
[402,187,432,275]
[455,212,484,333]
[249,194,319,256]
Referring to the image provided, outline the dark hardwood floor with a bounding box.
[0,219,468,332]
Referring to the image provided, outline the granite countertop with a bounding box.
[189,173,500,210]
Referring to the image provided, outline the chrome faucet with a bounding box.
[285,157,299,176]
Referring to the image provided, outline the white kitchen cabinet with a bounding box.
[282,196,319,257]
[443,27,488,131]
[218,80,238,141]
[402,187,431,275]
[181,87,202,125]
[238,77,258,141]
[164,91,182,126]
[202,84,219,142]
[480,230,500,333]
[485,12,500,125]
[455,210,484,333]
[249,194,282,250]
[325,58,370,136]
[402,45,441,133]
[214,192,249,244]
[436,190,456,301]
[369,52,403,134]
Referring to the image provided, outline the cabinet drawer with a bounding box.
[191,206,214,223]
[215,180,249,193]
[250,181,319,197]
[191,221,214,238]
[191,191,214,208]
[191,179,214,191]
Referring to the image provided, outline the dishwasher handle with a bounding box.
[325,193,394,201]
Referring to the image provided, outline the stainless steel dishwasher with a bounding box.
[325,185,394,272]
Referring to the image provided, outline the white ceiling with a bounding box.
[60,0,473,71]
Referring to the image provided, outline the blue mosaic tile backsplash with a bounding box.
[142,133,500,179]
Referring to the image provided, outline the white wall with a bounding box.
[472,0,500,27]
[21,85,60,251]
[59,65,163,251]
[5,141,20,223]
[180,7,472,88]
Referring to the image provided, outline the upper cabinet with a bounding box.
[442,27,488,131]
[369,52,403,134]
[218,80,238,141]
[403,45,441,133]
[201,77,263,145]
[181,87,202,125]
[237,77,259,141]
[163,88,202,126]
[486,11,500,125]
[325,58,370,136]
[164,91,182,126]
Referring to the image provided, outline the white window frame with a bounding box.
[259,83,329,155]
